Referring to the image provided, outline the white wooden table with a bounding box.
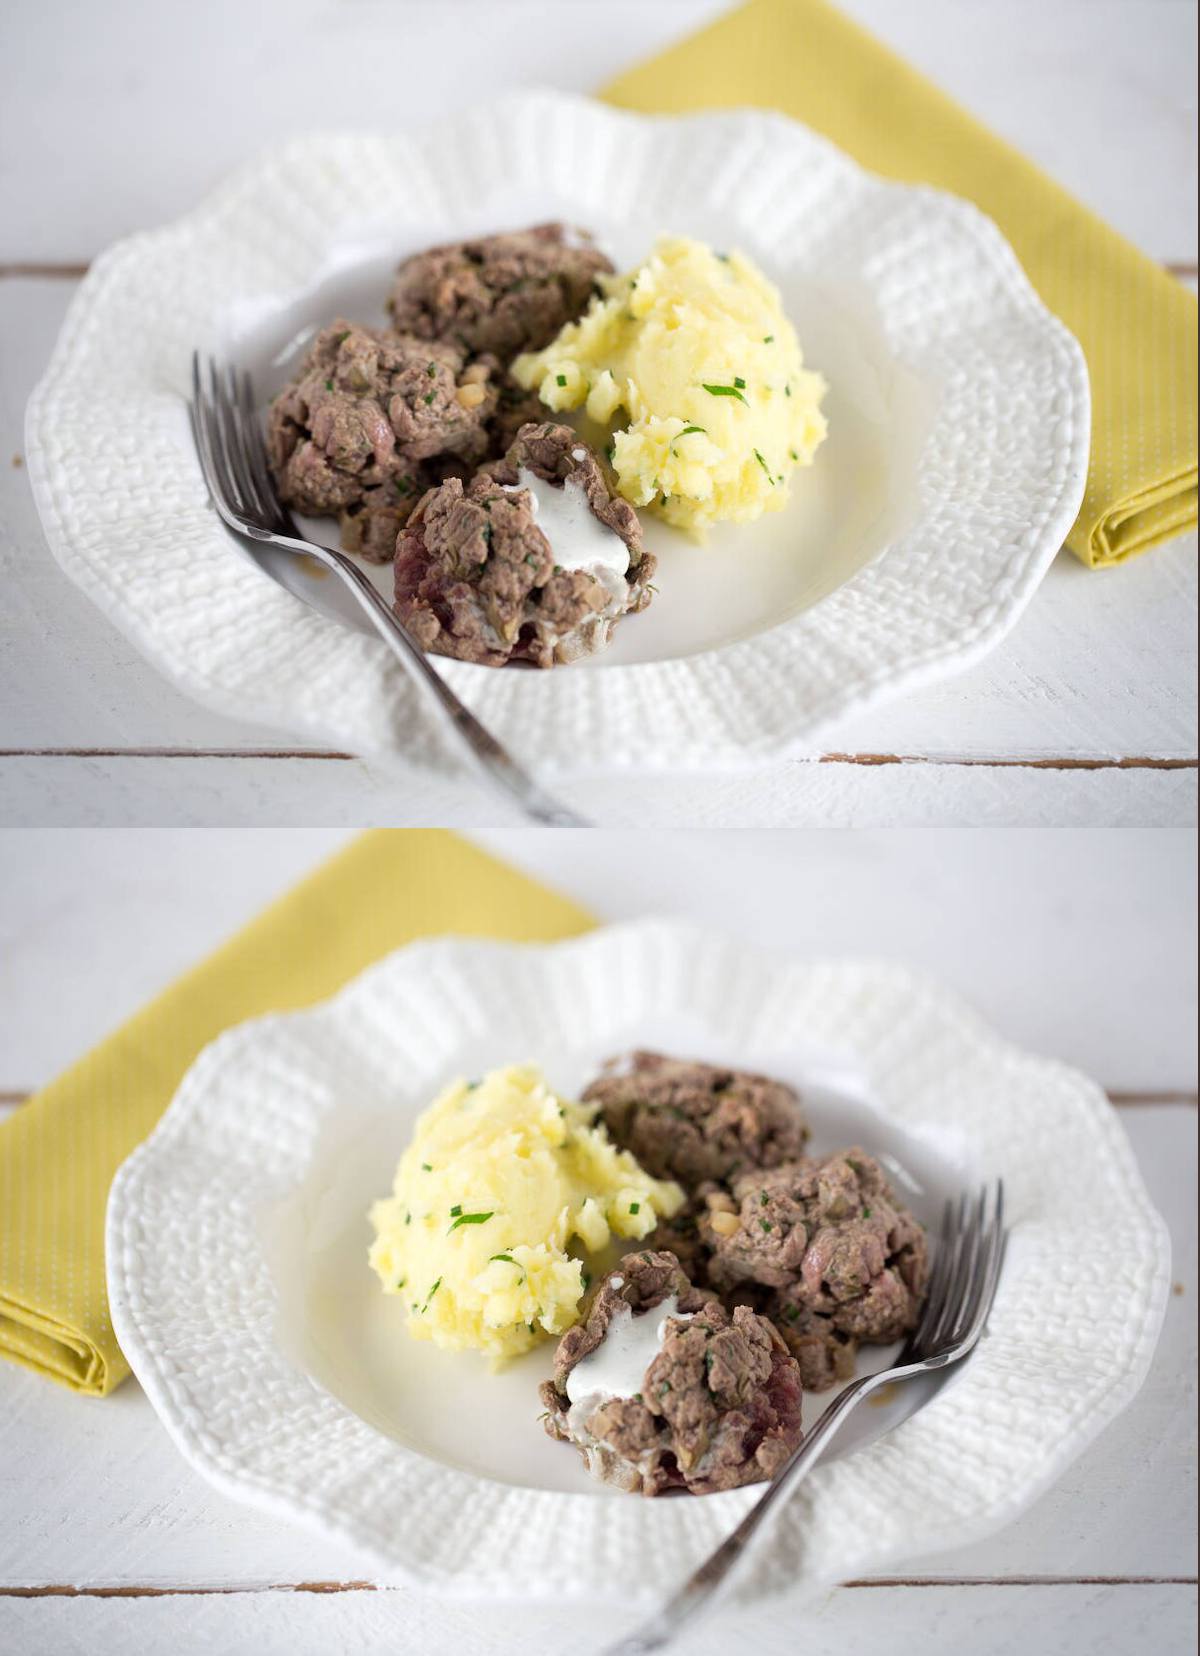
[0,829,1196,1653]
[0,0,1195,828]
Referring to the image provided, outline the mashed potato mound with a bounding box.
[368,1064,684,1362]
[512,236,828,533]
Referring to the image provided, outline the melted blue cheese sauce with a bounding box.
[502,462,631,611]
[565,1291,690,1409]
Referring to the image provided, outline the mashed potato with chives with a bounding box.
[512,236,828,534]
[367,1064,684,1362]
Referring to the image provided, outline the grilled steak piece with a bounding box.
[540,1251,804,1496]
[267,320,497,526]
[393,421,653,668]
[583,1053,810,1192]
[387,224,611,364]
[702,1149,928,1351]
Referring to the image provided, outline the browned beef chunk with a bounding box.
[702,1150,928,1352]
[765,1293,859,1391]
[388,224,611,363]
[583,1053,810,1192]
[267,321,497,527]
[540,1252,803,1497]
[393,422,653,668]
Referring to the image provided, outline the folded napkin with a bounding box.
[604,0,1198,566]
[0,832,594,1396]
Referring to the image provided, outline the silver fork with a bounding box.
[188,352,589,827]
[604,1180,1007,1655]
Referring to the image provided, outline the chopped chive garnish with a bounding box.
[466,1078,481,1089]
[395,1276,406,1289]
[422,1277,442,1311]
[702,383,747,405]
[423,392,435,405]
[489,1253,519,1266]
[427,361,437,377]
[760,1191,768,1206]
[789,448,798,461]
[629,1201,640,1215]
[323,378,333,391]
[763,334,774,343]
[556,373,567,386]
[631,1392,643,1403]
[449,1204,462,1217]
[421,1163,432,1172]
[785,384,792,397]
[863,1206,872,1218]
[605,442,616,462]
[659,1381,672,1395]
[754,449,773,482]
[678,425,706,437]
[525,553,538,566]
[733,376,746,389]
[448,1210,494,1232]
[760,1219,773,1233]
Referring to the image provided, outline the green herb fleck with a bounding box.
[556,373,567,387]
[395,1276,406,1289]
[525,552,538,566]
[760,1219,773,1233]
[733,376,746,389]
[421,1163,432,1172]
[678,425,706,437]
[754,449,773,483]
[423,392,435,405]
[448,1210,495,1232]
[760,1191,768,1206]
[862,1206,872,1218]
[789,448,798,461]
[449,1204,462,1217]
[489,1253,519,1266]
[629,1201,640,1215]
[702,383,747,405]
[427,361,437,377]
[632,1392,643,1403]
[659,1381,672,1395]
[422,1277,442,1312]
[323,378,333,391]
[785,384,792,397]
[605,442,616,463]
[763,334,774,344]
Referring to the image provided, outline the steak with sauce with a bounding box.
[540,1251,804,1497]
[393,421,653,668]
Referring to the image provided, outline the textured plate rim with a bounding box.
[26,91,1091,780]
[105,920,1168,1605]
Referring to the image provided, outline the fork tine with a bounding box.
[236,368,290,532]
[926,1191,975,1351]
[948,1185,990,1345]
[206,357,252,519]
[957,1181,1006,1351]
[221,363,272,525]
[191,351,227,507]
[902,1199,956,1357]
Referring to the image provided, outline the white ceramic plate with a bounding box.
[106,922,1167,1604]
[28,93,1089,779]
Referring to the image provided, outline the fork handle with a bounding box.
[603,1367,904,1655]
[279,534,589,828]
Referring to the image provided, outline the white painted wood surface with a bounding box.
[0,0,1195,827]
[0,832,1195,1652]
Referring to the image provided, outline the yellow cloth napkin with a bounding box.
[604,0,1198,567]
[0,832,595,1396]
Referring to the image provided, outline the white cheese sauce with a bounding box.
[501,468,630,609]
[565,1295,690,1408]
